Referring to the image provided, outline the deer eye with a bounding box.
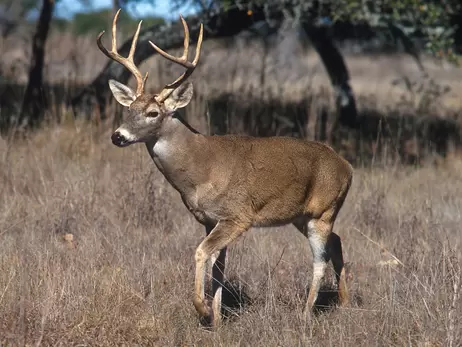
[146,111,158,118]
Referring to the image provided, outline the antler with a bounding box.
[149,16,204,103]
[97,9,148,97]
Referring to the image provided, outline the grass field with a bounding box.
[0,119,460,346]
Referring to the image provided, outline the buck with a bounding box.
[98,10,353,327]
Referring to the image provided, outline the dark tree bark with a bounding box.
[71,7,266,118]
[18,0,55,129]
[301,24,358,129]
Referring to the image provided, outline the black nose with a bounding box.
[111,131,125,146]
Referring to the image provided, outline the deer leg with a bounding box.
[329,232,349,306]
[204,223,225,318]
[294,218,331,315]
[211,247,227,327]
[305,219,331,314]
[193,220,248,327]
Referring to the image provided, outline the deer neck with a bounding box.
[145,114,209,193]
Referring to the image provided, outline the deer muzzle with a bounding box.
[111,130,130,147]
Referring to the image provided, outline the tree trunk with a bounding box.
[19,0,55,129]
[300,24,358,129]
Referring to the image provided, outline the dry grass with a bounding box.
[0,116,461,346]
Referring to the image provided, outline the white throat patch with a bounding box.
[153,138,171,158]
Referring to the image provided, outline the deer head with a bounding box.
[97,9,204,147]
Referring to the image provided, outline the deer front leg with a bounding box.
[211,247,227,327]
[193,220,248,327]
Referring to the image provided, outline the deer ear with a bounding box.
[163,82,193,112]
[109,80,137,107]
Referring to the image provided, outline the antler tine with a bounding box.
[129,19,143,60]
[96,9,148,96]
[164,23,203,88]
[150,17,204,103]
[180,15,190,60]
[192,22,203,65]
[111,9,120,53]
[149,16,193,68]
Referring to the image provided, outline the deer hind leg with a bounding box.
[294,217,349,314]
[305,219,331,314]
[194,220,248,327]
[294,218,331,315]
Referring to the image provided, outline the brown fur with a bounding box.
[148,132,352,228]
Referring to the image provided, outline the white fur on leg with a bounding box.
[212,286,223,327]
[211,250,220,266]
[208,250,220,285]
[307,225,328,310]
[311,262,327,304]
[307,226,327,263]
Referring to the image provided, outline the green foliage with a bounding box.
[329,0,460,63]
[73,9,119,36]
[178,0,460,63]
[136,16,165,29]
[51,17,69,31]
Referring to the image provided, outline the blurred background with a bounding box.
[1,0,461,164]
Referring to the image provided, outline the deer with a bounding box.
[97,9,353,328]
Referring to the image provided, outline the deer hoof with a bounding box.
[199,312,214,328]
[193,297,211,320]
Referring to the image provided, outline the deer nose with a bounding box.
[111,131,125,146]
